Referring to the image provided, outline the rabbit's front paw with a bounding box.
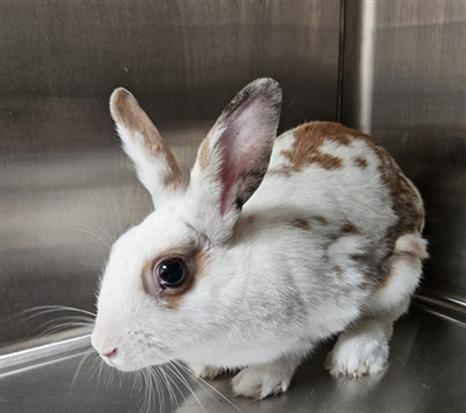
[231,364,293,400]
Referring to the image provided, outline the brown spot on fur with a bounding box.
[404,239,425,256]
[354,156,368,169]
[267,168,291,177]
[110,88,184,189]
[341,222,360,234]
[290,218,311,230]
[141,259,153,298]
[277,122,425,287]
[314,216,328,225]
[141,244,208,309]
[295,123,423,243]
[366,149,425,285]
[378,250,421,288]
[334,265,344,278]
[313,123,427,286]
[246,214,256,223]
[281,122,353,172]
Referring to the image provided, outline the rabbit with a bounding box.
[91,78,427,400]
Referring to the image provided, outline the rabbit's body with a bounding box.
[182,121,426,394]
[92,79,427,400]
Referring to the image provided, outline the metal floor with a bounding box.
[0,307,464,413]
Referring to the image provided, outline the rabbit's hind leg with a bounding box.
[325,233,427,378]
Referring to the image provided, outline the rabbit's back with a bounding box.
[246,121,425,281]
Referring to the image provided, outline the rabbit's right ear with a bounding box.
[110,88,185,208]
[184,78,282,244]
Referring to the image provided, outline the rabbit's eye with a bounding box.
[156,258,186,288]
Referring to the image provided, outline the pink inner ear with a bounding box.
[217,96,273,214]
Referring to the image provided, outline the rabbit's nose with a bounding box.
[91,324,118,359]
[102,347,118,358]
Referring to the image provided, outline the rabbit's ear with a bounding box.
[110,88,185,208]
[184,78,282,243]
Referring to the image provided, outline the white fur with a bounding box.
[326,319,391,378]
[92,79,427,399]
[231,352,305,399]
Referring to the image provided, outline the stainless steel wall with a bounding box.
[342,0,466,301]
[0,0,341,346]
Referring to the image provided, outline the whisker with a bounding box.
[74,223,113,251]
[37,322,93,339]
[167,361,204,411]
[149,368,160,413]
[97,358,105,386]
[175,361,245,413]
[160,364,184,408]
[33,316,94,335]
[157,365,170,408]
[15,305,96,327]
[153,367,164,413]
[146,367,160,413]
[67,347,94,397]
[36,315,95,327]
[140,370,149,413]
[15,311,93,326]
[89,354,102,382]
[24,304,96,317]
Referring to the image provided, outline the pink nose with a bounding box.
[102,348,118,358]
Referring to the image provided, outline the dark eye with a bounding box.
[156,258,186,288]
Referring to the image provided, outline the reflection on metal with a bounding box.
[413,294,466,325]
[0,334,91,377]
[358,0,376,133]
[0,310,464,412]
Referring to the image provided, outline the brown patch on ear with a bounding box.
[197,138,210,170]
[141,244,208,310]
[354,156,368,169]
[110,88,184,189]
[290,218,311,230]
[110,88,143,131]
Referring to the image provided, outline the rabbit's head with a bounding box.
[91,79,282,371]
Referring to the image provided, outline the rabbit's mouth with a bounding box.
[101,355,151,372]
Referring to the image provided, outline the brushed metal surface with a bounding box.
[342,0,466,297]
[1,310,465,413]
[0,0,341,346]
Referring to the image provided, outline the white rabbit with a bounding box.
[91,78,427,399]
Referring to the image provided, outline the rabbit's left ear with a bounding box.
[110,88,185,209]
[184,78,282,243]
